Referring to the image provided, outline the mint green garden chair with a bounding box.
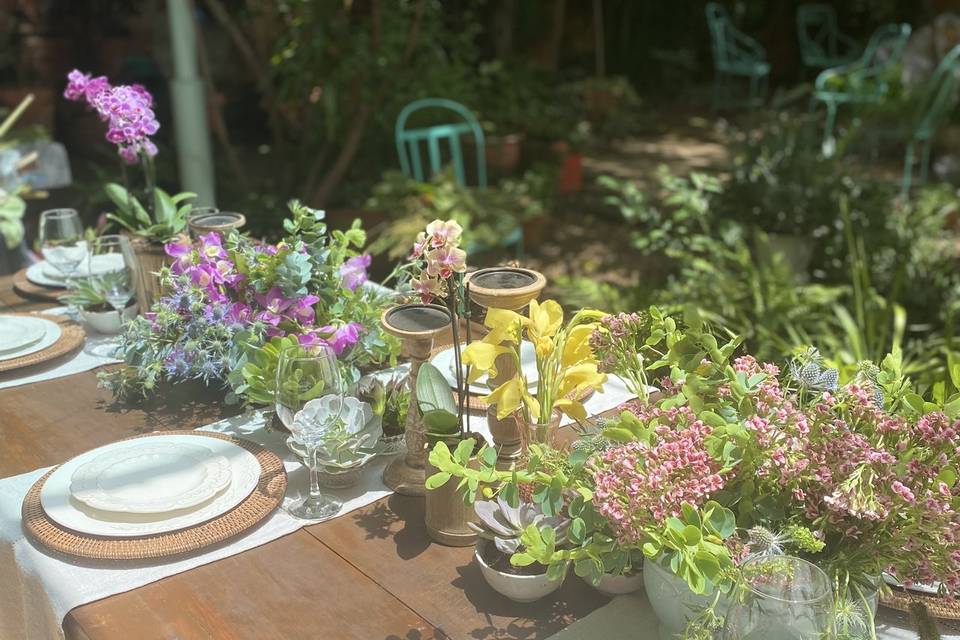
[706,2,770,109]
[797,4,860,72]
[900,44,960,197]
[394,98,525,255]
[811,23,911,153]
[394,98,487,188]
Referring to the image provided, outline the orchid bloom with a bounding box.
[425,219,463,248]
[198,232,228,261]
[425,245,467,279]
[164,235,194,274]
[340,254,371,291]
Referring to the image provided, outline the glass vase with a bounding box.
[722,555,834,640]
[517,409,562,451]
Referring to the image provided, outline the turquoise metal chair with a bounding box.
[706,2,770,109]
[901,44,960,197]
[797,4,860,72]
[394,98,487,188]
[812,23,912,153]
[394,98,524,255]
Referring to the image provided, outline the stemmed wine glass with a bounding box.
[275,345,346,521]
[89,234,138,320]
[39,208,86,317]
[722,555,834,640]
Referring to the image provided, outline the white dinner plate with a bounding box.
[882,573,943,595]
[431,341,539,395]
[0,315,47,353]
[0,317,61,362]
[70,441,233,514]
[41,434,261,537]
[26,254,124,288]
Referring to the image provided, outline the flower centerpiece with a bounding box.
[100,201,398,403]
[460,299,607,446]
[63,69,197,309]
[429,307,960,638]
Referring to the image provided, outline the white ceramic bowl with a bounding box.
[588,570,645,596]
[474,539,565,603]
[80,305,137,334]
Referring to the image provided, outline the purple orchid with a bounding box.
[164,236,194,274]
[198,232,228,261]
[340,254,371,291]
[318,322,365,355]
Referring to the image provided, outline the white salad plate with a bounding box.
[0,315,47,353]
[0,317,61,362]
[882,573,943,595]
[26,254,124,288]
[431,340,539,395]
[70,441,232,514]
[41,434,261,537]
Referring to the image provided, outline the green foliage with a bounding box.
[230,335,302,406]
[104,183,196,243]
[61,273,131,312]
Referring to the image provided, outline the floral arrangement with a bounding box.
[406,218,466,304]
[100,201,398,402]
[461,300,606,425]
[64,69,194,242]
[430,307,960,637]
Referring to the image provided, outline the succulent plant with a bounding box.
[358,372,410,437]
[469,496,569,555]
[290,396,383,469]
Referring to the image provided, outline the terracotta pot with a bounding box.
[467,134,524,176]
[425,449,479,547]
[522,215,548,251]
[129,236,170,312]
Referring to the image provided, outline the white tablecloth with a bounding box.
[0,308,122,391]
[0,374,635,638]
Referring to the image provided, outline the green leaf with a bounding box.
[416,363,457,416]
[546,562,566,581]
[682,525,702,546]
[481,446,497,467]
[569,518,586,544]
[424,472,452,490]
[511,552,536,567]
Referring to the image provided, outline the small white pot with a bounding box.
[80,305,137,334]
[475,539,566,603]
[588,570,645,596]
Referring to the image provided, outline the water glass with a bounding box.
[722,555,834,640]
[89,235,138,316]
[275,345,346,521]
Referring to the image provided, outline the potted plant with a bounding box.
[468,496,570,603]
[61,276,137,334]
[286,394,383,489]
[62,69,197,311]
[359,373,410,455]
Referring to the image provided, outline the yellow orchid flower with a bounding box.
[554,397,588,421]
[557,362,607,399]
[561,323,598,367]
[483,308,525,345]
[461,341,512,384]
[528,299,563,339]
[483,378,541,420]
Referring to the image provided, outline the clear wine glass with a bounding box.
[39,208,86,317]
[722,555,834,640]
[89,234,138,318]
[275,345,346,521]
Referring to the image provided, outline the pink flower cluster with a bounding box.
[64,69,159,164]
[408,220,466,303]
[592,405,726,544]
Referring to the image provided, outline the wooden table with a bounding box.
[0,274,609,640]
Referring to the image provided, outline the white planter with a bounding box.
[644,558,730,640]
[80,305,137,334]
[587,570,644,596]
[475,540,566,603]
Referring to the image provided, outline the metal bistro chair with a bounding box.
[797,4,860,73]
[706,2,770,109]
[394,98,523,255]
[394,97,487,188]
[901,44,960,197]
[812,23,912,154]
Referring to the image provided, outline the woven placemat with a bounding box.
[12,268,67,303]
[0,313,85,374]
[22,430,287,560]
[882,585,960,622]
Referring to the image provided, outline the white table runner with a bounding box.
[0,308,122,391]
[0,375,635,638]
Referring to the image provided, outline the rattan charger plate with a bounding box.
[12,268,68,303]
[22,430,287,561]
[0,313,84,374]
[882,584,960,622]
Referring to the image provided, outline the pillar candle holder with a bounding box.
[380,303,453,495]
[466,267,546,469]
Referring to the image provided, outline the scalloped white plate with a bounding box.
[70,442,232,514]
[0,317,61,362]
[41,434,260,537]
[431,340,538,395]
